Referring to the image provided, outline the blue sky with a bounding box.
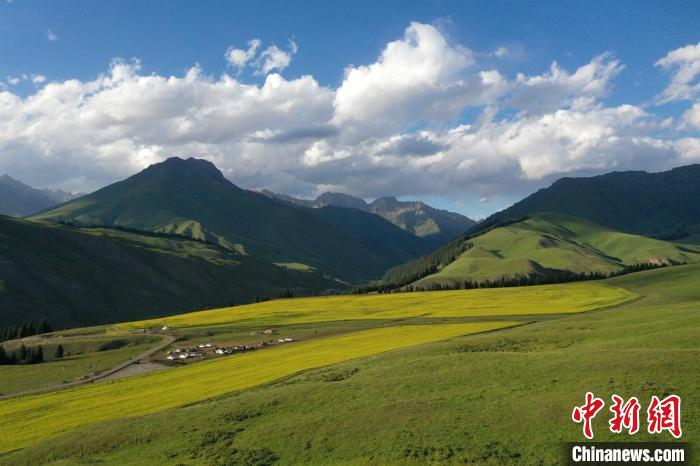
[3,1,697,100]
[1,0,699,217]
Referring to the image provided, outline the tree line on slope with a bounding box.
[0,319,53,343]
[355,262,674,294]
[0,344,67,365]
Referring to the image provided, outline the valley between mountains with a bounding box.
[1,159,698,464]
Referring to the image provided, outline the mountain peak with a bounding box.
[0,174,19,185]
[370,196,401,209]
[0,175,60,216]
[146,157,225,180]
[260,189,475,242]
[315,192,368,210]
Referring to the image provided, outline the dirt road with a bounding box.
[0,334,176,401]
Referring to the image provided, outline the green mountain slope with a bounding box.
[382,212,700,289]
[0,216,339,327]
[309,206,434,265]
[412,213,700,288]
[31,157,421,282]
[473,164,700,240]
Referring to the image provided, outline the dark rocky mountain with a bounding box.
[0,175,57,216]
[261,191,476,245]
[0,175,83,217]
[44,188,85,204]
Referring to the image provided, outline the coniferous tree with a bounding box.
[34,345,44,363]
[18,344,28,363]
[38,319,52,334]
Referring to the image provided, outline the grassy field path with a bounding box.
[0,335,176,401]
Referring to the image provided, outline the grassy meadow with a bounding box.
[415,212,700,286]
[0,263,695,465]
[0,322,515,453]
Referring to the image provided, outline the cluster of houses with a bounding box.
[215,344,254,355]
[165,343,213,360]
[164,336,296,361]
[145,326,171,335]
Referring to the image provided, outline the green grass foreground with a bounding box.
[0,322,515,453]
[1,265,695,465]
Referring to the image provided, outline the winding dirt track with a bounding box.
[0,334,176,401]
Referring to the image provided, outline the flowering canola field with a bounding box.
[0,322,515,453]
[117,282,635,330]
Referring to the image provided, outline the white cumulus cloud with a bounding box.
[508,53,624,115]
[494,46,508,58]
[5,74,48,86]
[0,58,333,192]
[682,102,700,130]
[225,38,297,76]
[225,39,261,71]
[333,22,482,136]
[0,24,698,212]
[655,42,700,103]
[257,41,297,75]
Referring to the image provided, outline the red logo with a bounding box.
[572,393,682,439]
[647,395,682,438]
[609,395,640,435]
[572,392,605,439]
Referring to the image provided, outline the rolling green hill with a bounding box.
[31,157,427,282]
[384,212,700,289]
[472,164,700,240]
[1,262,697,464]
[0,216,339,327]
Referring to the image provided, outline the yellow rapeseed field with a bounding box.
[116,282,635,330]
[0,322,515,453]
